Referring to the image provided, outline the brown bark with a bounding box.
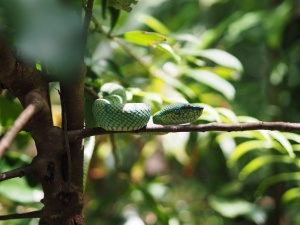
[0,32,85,224]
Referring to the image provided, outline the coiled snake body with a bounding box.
[92,83,203,131]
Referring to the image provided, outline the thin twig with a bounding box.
[0,210,42,220]
[82,0,94,57]
[91,16,150,72]
[112,37,150,72]
[0,104,38,159]
[0,164,35,182]
[58,89,72,190]
[68,122,300,141]
[110,134,121,172]
[109,134,122,211]
[84,86,100,99]
[91,15,106,34]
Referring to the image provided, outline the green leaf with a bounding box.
[186,69,235,100]
[151,67,196,99]
[101,0,108,19]
[258,172,300,194]
[137,185,169,224]
[83,136,95,190]
[281,187,300,204]
[108,0,138,12]
[181,49,243,72]
[282,132,300,144]
[227,140,273,167]
[143,93,163,113]
[216,108,238,123]
[155,42,181,62]
[89,59,125,83]
[118,31,167,46]
[198,103,221,123]
[239,155,293,180]
[200,12,242,48]
[0,96,23,127]
[137,14,170,35]
[209,196,266,223]
[225,11,263,44]
[237,116,259,122]
[0,178,43,203]
[263,1,291,49]
[269,131,295,158]
[109,7,120,33]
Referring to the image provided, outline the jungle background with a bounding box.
[1,0,300,224]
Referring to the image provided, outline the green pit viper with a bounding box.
[92,83,204,132]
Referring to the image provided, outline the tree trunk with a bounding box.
[0,33,86,225]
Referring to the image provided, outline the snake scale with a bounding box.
[92,83,203,131]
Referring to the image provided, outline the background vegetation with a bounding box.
[1,0,300,224]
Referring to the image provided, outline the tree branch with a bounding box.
[0,210,42,220]
[0,164,35,182]
[0,104,40,158]
[82,0,94,57]
[59,89,72,190]
[68,122,300,141]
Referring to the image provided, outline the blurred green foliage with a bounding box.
[1,0,300,225]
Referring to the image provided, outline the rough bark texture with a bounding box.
[0,33,85,224]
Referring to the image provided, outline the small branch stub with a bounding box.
[0,104,39,158]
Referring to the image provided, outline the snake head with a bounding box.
[152,103,204,125]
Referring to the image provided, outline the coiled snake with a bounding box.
[92,83,203,131]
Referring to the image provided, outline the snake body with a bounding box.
[92,83,203,131]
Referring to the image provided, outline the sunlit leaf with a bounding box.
[282,132,300,144]
[237,116,259,122]
[0,178,43,203]
[155,42,181,62]
[83,137,95,190]
[172,33,202,45]
[292,144,300,152]
[217,131,261,143]
[143,93,163,113]
[89,59,125,83]
[209,196,266,223]
[186,69,235,100]
[187,49,243,72]
[269,131,295,158]
[225,11,263,43]
[205,66,240,81]
[216,108,238,123]
[239,155,293,180]
[118,31,166,46]
[258,172,300,194]
[151,67,196,99]
[197,103,221,123]
[227,140,273,167]
[200,12,242,48]
[137,14,170,35]
[281,187,300,204]
[218,135,236,159]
